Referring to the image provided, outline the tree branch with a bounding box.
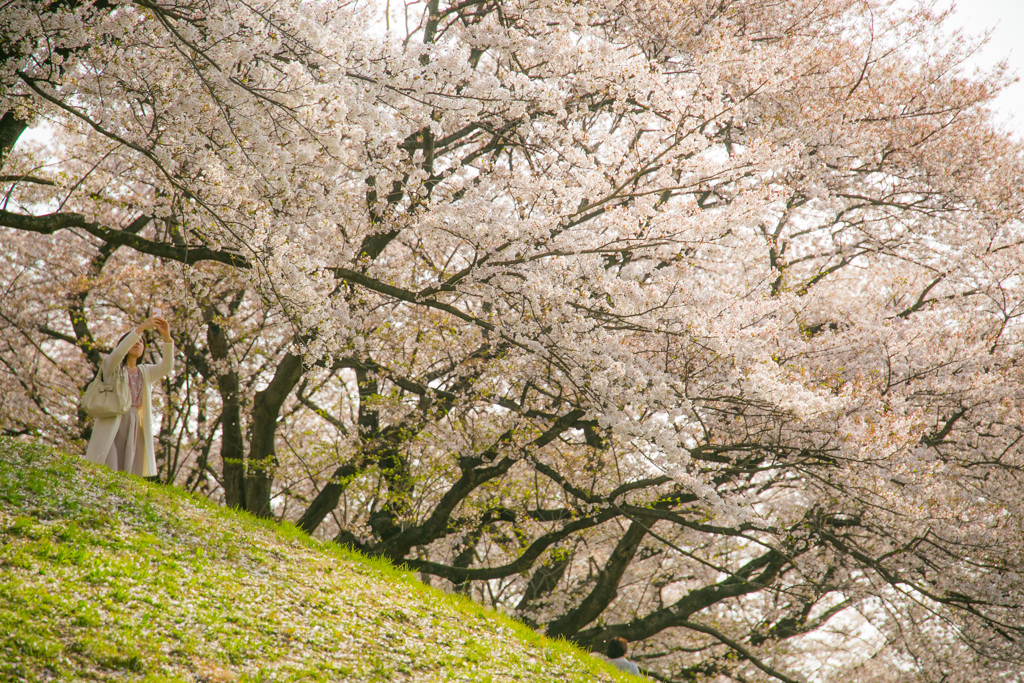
[0,209,250,267]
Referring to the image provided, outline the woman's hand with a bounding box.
[153,315,172,342]
[135,315,157,335]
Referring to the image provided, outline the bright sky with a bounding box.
[949,0,1024,134]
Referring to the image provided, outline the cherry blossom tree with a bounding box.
[2,0,1023,680]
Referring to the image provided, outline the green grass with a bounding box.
[0,438,630,682]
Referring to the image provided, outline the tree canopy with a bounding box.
[2,0,1023,680]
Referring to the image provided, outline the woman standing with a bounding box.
[84,314,174,477]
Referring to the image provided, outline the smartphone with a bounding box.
[153,307,162,318]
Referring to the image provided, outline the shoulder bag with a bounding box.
[81,365,130,418]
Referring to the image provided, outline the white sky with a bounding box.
[949,0,1024,135]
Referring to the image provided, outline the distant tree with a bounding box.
[2,0,1023,681]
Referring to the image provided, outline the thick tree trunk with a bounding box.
[246,352,304,517]
[296,461,364,534]
[205,319,247,509]
[545,519,650,641]
[0,112,26,170]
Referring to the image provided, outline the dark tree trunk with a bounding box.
[295,461,365,534]
[246,352,305,517]
[0,112,26,170]
[205,319,246,509]
[545,519,650,640]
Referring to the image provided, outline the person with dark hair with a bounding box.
[84,314,174,476]
[606,636,641,675]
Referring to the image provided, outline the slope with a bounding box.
[0,438,626,682]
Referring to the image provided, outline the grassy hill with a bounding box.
[0,438,627,682]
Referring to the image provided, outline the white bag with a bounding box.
[81,366,130,418]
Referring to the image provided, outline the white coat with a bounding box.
[84,331,174,477]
